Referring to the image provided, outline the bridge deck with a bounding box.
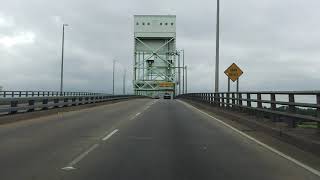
[0,99,319,180]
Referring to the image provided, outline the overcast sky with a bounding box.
[0,0,319,93]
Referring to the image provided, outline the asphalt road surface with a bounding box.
[0,99,319,180]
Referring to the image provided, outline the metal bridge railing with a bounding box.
[0,91,106,98]
[178,91,320,129]
[0,94,144,115]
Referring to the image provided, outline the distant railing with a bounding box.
[0,91,106,98]
[178,91,320,129]
[0,94,145,115]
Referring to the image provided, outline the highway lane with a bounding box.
[0,98,155,180]
[60,99,319,180]
[0,99,319,180]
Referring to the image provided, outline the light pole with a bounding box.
[178,51,181,95]
[214,0,220,93]
[60,24,68,95]
[185,65,188,93]
[181,49,185,94]
[123,68,126,95]
[113,59,116,95]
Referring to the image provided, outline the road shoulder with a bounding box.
[177,99,320,173]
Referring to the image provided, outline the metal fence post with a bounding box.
[288,93,297,128]
[256,93,263,118]
[217,93,221,107]
[28,100,35,112]
[270,93,277,122]
[226,93,230,108]
[317,94,320,131]
[271,93,276,110]
[63,98,68,107]
[42,99,48,110]
[79,97,83,105]
[221,93,225,108]
[232,93,236,109]
[54,99,60,108]
[10,100,18,114]
[247,93,252,108]
[257,93,262,108]
[238,93,243,111]
[72,98,77,106]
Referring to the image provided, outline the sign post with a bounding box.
[228,77,230,92]
[224,63,243,105]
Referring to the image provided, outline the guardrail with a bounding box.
[0,95,143,115]
[178,91,320,129]
[0,91,107,98]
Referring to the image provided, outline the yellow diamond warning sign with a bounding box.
[224,63,243,82]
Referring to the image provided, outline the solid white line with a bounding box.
[102,129,119,141]
[177,100,320,177]
[62,143,99,170]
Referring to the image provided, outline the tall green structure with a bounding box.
[133,15,177,97]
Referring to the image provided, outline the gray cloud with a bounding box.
[0,0,319,94]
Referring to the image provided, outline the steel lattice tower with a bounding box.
[133,15,177,97]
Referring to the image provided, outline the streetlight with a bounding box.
[181,49,185,94]
[177,50,181,95]
[185,65,188,93]
[123,68,126,95]
[60,23,68,95]
[214,0,220,93]
[113,59,116,95]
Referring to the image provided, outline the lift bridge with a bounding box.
[133,15,181,97]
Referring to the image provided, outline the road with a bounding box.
[0,98,319,180]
